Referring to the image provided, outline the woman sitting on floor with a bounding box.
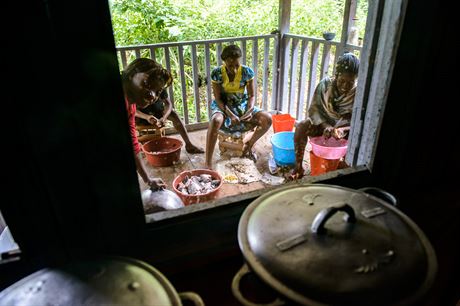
[134,58,204,154]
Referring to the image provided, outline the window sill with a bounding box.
[145,165,369,223]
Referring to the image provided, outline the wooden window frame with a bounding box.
[146,0,409,222]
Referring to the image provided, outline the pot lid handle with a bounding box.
[358,187,398,207]
[311,203,356,235]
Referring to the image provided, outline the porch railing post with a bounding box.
[275,0,291,112]
[337,0,357,57]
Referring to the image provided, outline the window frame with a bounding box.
[144,0,409,222]
[347,0,409,168]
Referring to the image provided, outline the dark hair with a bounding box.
[335,52,360,76]
[221,44,242,60]
[121,58,173,87]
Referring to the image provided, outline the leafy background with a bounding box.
[109,0,367,45]
[109,0,368,121]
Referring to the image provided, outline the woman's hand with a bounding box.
[240,110,253,121]
[147,177,166,190]
[323,125,335,138]
[229,114,240,126]
[332,127,349,139]
[147,115,158,126]
[156,117,167,128]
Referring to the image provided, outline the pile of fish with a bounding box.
[176,174,221,195]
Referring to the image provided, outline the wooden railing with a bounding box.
[277,34,362,121]
[116,34,361,127]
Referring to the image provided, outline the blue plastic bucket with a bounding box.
[271,131,296,166]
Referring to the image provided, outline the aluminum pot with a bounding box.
[0,256,203,306]
[232,184,437,306]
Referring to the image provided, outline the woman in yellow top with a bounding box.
[205,44,272,169]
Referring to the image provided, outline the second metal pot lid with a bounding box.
[238,184,437,306]
[0,256,182,306]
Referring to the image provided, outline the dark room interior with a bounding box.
[2,0,459,305]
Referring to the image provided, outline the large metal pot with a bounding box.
[0,256,203,306]
[232,184,437,306]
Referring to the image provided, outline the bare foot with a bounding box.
[242,144,257,162]
[289,167,304,181]
[186,144,204,154]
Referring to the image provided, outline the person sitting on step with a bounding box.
[205,44,272,169]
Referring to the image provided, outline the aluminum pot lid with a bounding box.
[0,257,181,306]
[142,188,185,213]
[238,184,437,306]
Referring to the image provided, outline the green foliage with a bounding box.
[290,0,367,40]
[290,0,344,38]
[109,0,368,121]
[110,0,368,45]
[109,0,279,45]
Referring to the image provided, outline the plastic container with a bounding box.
[309,136,348,160]
[271,131,296,167]
[309,151,341,176]
[172,169,223,205]
[272,114,296,133]
[142,137,182,167]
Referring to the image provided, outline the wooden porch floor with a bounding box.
[138,128,312,207]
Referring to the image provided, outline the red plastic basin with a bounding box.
[172,169,223,205]
[142,137,182,167]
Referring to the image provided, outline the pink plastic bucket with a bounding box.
[309,136,348,160]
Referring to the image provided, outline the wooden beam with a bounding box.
[337,0,356,56]
[357,0,409,168]
[262,37,270,110]
[270,35,280,111]
[149,47,156,62]
[275,0,291,112]
[191,44,201,122]
[306,41,320,111]
[320,43,332,79]
[117,34,275,50]
[178,45,189,124]
[241,40,247,66]
[277,37,291,113]
[296,40,309,120]
[278,0,291,35]
[288,38,299,115]
[120,51,127,69]
[164,47,174,108]
[216,43,222,66]
[347,0,359,45]
[252,39,259,106]
[204,43,212,120]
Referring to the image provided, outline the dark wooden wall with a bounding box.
[2,0,458,304]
